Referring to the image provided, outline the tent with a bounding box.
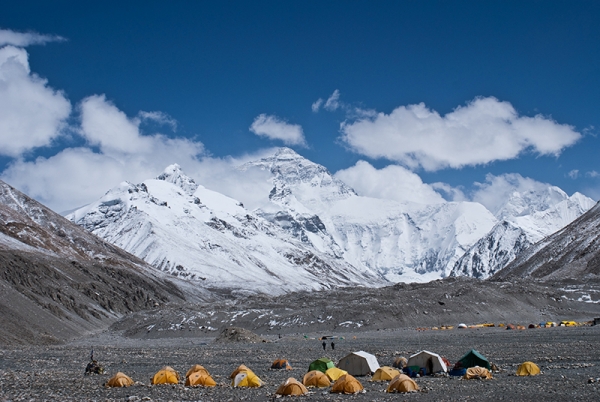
[516,361,540,376]
[308,358,335,373]
[506,324,516,330]
[185,372,216,387]
[463,366,492,379]
[325,367,348,381]
[372,366,401,381]
[387,374,419,393]
[303,370,331,388]
[330,374,364,394]
[271,359,292,370]
[106,372,134,387]
[458,349,490,370]
[337,351,380,376]
[407,350,448,374]
[232,371,264,388]
[392,357,407,369]
[186,364,210,378]
[276,377,308,396]
[151,366,180,385]
[458,323,468,329]
[230,364,250,379]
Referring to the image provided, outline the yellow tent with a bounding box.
[186,372,217,387]
[232,371,264,388]
[230,364,250,379]
[463,366,492,380]
[271,359,293,370]
[330,374,364,394]
[303,370,331,388]
[325,367,348,381]
[372,366,401,381]
[106,372,134,387]
[276,377,309,396]
[387,374,419,393]
[151,366,180,385]
[186,364,210,378]
[516,361,540,376]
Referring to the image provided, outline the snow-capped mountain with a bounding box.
[67,163,382,294]
[68,148,594,291]
[492,200,600,281]
[240,148,497,282]
[450,188,595,278]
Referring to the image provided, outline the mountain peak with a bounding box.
[156,164,198,195]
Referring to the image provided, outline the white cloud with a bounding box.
[138,111,177,131]
[249,114,307,146]
[311,98,323,112]
[340,96,582,171]
[586,170,600,178]
[334,160,445,204]
[0,29,66,47]
[324,89,341,111]
[568,169,579,179]
[0,46,71,157]
[2,95,204,212]
[470,173,552,216]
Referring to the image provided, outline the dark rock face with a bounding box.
[493,202,600,281]
[0,180,185,345]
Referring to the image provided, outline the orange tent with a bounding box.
[463,366,493,379]
[392,357,407,369]
[387,374,419,393]
[330,374,364,394]
[106,372,134,387]
[303,370,331,388]
[276,377,308,396]
[186,364,210,378]
[186,372,216,387]
[151,366,180,385]
[271,359,293,370]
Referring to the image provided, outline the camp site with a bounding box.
[1,322,599,401]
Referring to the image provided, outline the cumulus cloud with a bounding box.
[0,28,66,47]
[334,160,446,204]
[2,95,204,212]
[470,173,554,217]
[0,46,71,157]
[249,114,306,146]
[341,97,582,171]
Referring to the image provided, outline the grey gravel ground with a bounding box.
[1,325,599,401]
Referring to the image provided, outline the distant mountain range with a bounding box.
[66,148,595,291]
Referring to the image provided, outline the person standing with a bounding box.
[322,341,326,351]
[331,341,335,350]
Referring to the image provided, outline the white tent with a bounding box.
[337,351,380,376]
[407,350,447,374]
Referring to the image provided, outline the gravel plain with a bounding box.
[1,325,599,401]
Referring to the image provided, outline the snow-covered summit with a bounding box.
[156,163,199,195]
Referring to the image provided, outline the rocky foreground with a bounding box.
[1,325,599,401]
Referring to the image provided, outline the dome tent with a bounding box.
[106,372,134,387]
[387,374,419,393]
[516,361,540,376]
[276,377,309,396]
[151,366,179,385]
[330,374,364,394]
[372,366,401,381]
[303,370,331,388]
[308,357,335,373]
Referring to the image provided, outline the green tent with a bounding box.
[458,349,490,369]
[308,358,335,373]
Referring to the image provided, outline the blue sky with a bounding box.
[1,1,599,212]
